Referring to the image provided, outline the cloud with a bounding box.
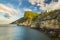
[24,8,32,11]
[0,15,19,24]
[0,4,19,16]
[29,0,36,5]
[39,0,59,11]
[29,0,44,5]
[0,4,21,24]
[29,0,60,11]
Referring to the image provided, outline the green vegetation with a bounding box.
[17,17,27,23]
[24,11,39,19]
[15,11,39,23]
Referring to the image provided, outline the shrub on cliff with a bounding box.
[24,11,39,19]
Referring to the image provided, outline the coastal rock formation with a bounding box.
[30,10,60,29]
[15,10,60,29]
[15,11,38,26]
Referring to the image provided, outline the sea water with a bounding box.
[0,24,50,40]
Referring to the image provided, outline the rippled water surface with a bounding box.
[0,24,50,40]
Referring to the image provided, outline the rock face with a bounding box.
[30,10,60,29]
[16,10,60,29]
[17,19,32,26]
[40,19,59,29]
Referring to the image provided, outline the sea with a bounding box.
[0,24,50,40]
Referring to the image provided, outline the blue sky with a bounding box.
[0,0,59,18]
[0,0,56,14]
[0,0,59,24]
[0,0,40,11]
[0,0,58,12]
[0,0,42,17]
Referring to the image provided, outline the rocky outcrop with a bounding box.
[15,11,38,27]
[17,19,32,26]
[30,10,60,29]
[15,10,60,29]
[40,19,59,29]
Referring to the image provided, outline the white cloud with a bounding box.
[0,4,19,16]
[29,0,44,5]
[0,4,21,24]
[0,15,19,24]
[29,0,60,11]
[24,8,32,11]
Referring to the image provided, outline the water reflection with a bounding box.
[0,24,50,40]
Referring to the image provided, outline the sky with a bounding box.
[0,0,60,24]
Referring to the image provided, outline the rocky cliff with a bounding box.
[15,11,39,27]
[15,10,60,29]
[30,10,60,29]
